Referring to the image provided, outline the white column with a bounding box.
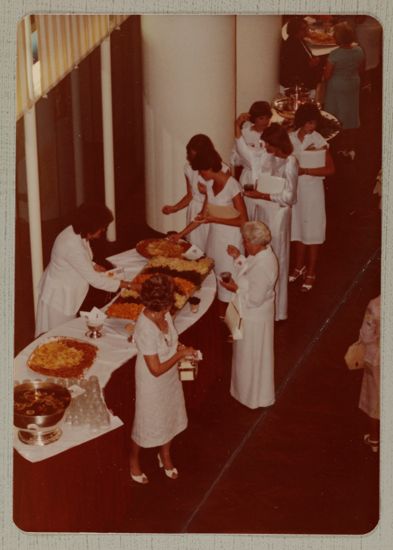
[100,36,116,241]
[141,15,236,233]
[71,68,85,206]
[236,15,282,113]
[24,106,43,312]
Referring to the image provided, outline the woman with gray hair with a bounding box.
[220,221,279,409]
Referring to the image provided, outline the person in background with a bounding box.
[242,123,298,321]
[289,103,335,292]
[162,134,229,252]
[231,103,273,220]
[35,202,134,337]
[358,295,381,453]
[279,16,323,96]
[130,273,197,483]
[220,221,278,409]
[323,21,365,159]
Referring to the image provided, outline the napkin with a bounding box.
[182,244,204,260]
[80,307,107,326]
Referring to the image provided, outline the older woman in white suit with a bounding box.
[35,202,134,336]
[220,221,279,409]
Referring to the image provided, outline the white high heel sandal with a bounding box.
[288,266,306,283]
[130,471,149,484]
[157,453,179,479]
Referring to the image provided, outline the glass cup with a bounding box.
[189,296,201,313]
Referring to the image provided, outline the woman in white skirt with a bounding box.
[289,104,335,291]
[171,147,248,317]
[230,102,273,220]
[220,221,278,409]
[162,134,229,252]
[130,274,198,484]
[243,124,298,321]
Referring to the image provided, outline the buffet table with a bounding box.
[14,247,217,463]
[281,21,338,57]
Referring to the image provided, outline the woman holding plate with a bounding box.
[162,134,229,252]
[289,103,335,292]
[241,123,298,321]
[170,147,248,316]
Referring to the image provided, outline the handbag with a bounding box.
[344,340,366,370]
[224,300,243,340]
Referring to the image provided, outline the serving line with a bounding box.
[14,247,217,462]
[281,21,338,57]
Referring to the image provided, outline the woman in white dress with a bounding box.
[35,203,134,336]
[243,123,298,321]
[130,273,198,484]
[220,221,278,409]
[171,148,248,316]
[289,104,335,291]
[230,102,273,220]
[162,134,229,252]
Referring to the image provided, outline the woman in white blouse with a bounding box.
[243,123,298,321]
[220,221,278,409]
[289,104,335,291]
[130,274,197,484]
[35,203,133,336]
[231,102,273,220]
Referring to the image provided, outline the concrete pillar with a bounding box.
[236,15,282,113]
[141,15,236,233]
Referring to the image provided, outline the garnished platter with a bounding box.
[136,238,191,259]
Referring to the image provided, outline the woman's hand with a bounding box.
[243,189,264,199]
[236,112,250,127]
[94,263,107,272]
[195,213,211,224]
[178,345,197,360]
[227,245,240,259]
[162,204,176,215]
[219,277,238,293]
[167,232,182,242]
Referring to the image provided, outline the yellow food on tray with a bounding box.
[27,338,97,378]
[106,302,144,320]
[148,255,214,275]
[173,276,196,295]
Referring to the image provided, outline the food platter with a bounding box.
[305,30,336,47]
[106,255,214,321]
[136,238,191,259]
[27,337,98,378]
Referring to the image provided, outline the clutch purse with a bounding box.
[224,301,243,340]
[299,149,326,169]
[344,340,366,370]
[178,359,198,381]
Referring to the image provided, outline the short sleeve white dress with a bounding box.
[184,161,229,252]
[205,176,245,302]
[289,130,328,244]
[131,311,188,448]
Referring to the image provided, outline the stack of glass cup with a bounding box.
[46,375,111,432]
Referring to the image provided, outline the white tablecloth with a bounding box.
[14,248,217,461]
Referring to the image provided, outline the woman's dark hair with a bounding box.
[287,16,307,38]
[334,21,355,46]
[71,202,114,238]
[293,103,322,129]
[140,273,174,312]
[262,123,293,156]
[249,101,273,122]
[191,147,222,172]
[186,134,215,156]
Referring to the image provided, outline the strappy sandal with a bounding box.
[130,471,149,484]
[288,266,306,283]
[157,453,179,479]
[301,274,316,292]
